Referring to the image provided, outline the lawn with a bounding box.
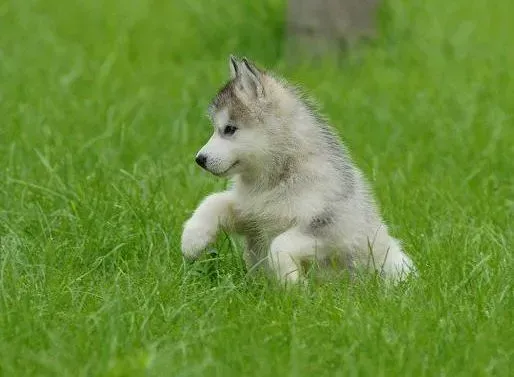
[0,0,513,376]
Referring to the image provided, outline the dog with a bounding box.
[180,55,415,285]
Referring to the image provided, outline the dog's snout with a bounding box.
[195,154,207,169]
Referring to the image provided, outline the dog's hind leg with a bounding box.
[269,227,325,284]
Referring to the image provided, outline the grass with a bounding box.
[0,0,513,375]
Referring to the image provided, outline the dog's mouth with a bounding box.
[215,160,240,177]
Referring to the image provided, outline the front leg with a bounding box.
[181,191,235,260]
[269,227,325,284]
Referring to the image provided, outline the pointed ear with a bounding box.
[229,55,239,79]
[238,57,264,99]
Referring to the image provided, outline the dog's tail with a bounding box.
[380,237,417,282]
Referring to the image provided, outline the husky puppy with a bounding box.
[181,56,415,284]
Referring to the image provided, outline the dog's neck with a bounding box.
[234,154,301,193]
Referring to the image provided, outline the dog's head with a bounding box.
[195,56,278,177]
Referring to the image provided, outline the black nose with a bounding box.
[195,154,207,168]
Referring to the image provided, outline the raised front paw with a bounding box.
[180,219,216,261]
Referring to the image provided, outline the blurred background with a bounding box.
[1,0,512,238]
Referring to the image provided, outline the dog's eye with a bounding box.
[223,125,237,136]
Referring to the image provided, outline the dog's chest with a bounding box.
[233,192,294,237]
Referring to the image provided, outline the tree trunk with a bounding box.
[286,0,380,58]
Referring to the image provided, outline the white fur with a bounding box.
[181,56,416,285]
